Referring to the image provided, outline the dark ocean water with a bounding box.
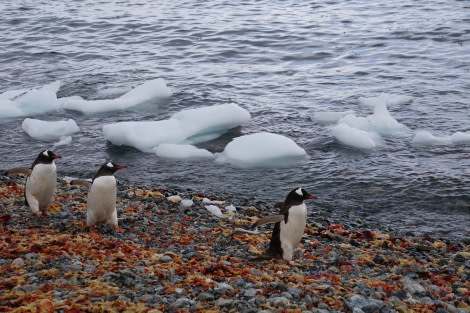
[1,1,469,240]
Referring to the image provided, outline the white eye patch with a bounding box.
[43,150,49,157]
[106,162,114,168]
[295,188,303,196]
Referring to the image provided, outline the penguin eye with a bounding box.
[106,162,114,168]
[295,188,303,196]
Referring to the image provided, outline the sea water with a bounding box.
[1,0,469,240]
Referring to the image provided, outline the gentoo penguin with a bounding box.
[252,187,316,266]
[86,162,126,232]
[25,150,62,217]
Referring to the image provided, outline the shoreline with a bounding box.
[1,174,469,312]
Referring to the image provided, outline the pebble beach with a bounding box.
[1,173,469,313]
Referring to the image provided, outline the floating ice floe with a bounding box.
[155,143,213,161]
[103,103,251,152]
[358,93,413,107]
[0,79,172,120]
[53,136,73,147]
[330,95,410,150]
[22,118,80,141]
[411,130,470,146]
[62,78,172,114]
[331,123,382,150]
[214,132,307,168]
[312,110,355,124]
[0,81,61,120]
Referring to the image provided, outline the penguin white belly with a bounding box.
[86,176,118,226]
[26,163,57,213]
[279,203,307,260]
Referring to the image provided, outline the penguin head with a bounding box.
[93,162,126,181]
[35,150,61,164]
[288,187,316,202]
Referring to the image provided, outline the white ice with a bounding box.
[53,136,73,147]
[205,204,223,217]
[214,132,307,168]
[411,130,470,146]
[181,199,194,207]
[202,198,225,205]
[225,205,237,212]
[330,95,410,150]
[337,103,409,136]
[312,110,354,124]
[62,78,172,114]
[155,144,213,161]
[103,103,251,152]
[0,81,61,119]
[331,123,382,150]
[22,118,80,141]
[0,79,171,120]
[358,93,413,107]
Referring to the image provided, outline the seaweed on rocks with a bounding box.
[0,174,469,312]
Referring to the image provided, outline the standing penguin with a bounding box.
[252,187,316,266]
[25,150,62,217]
[86,162,126,232]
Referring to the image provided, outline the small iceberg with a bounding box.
[330,94,410,150]
[358,93,413,107]
[0,81,61,120]
[411,130,470,146]
[215,132,307,168]
[155,144,214,161]
[62,78,172,114]
[22,118,80,141]
[103,103,251,152]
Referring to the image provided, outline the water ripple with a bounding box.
[0,0,469,240]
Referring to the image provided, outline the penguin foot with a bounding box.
[113,225,125,233]
[34,211,41,217]
[288,260,302,267]
[89,225,97,233]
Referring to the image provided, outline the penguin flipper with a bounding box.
[252,215,284,228]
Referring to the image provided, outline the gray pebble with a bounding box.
[250,268,263,277]
[63,264,82,271]
[198,292,215,301]
[215,298,232,307]
[268,296,290,306]
[12,258,25,266]
[84,265,96,272]
[244,288,260,297]
[160,255,173,263]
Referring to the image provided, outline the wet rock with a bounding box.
[160,255,173,263]
[12,258,25,266]
[345,294,384,313]
[268,296,290,306]
[401,276,425,295]
[215,298,232,307]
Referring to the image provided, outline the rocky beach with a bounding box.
[0,173,469,313]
